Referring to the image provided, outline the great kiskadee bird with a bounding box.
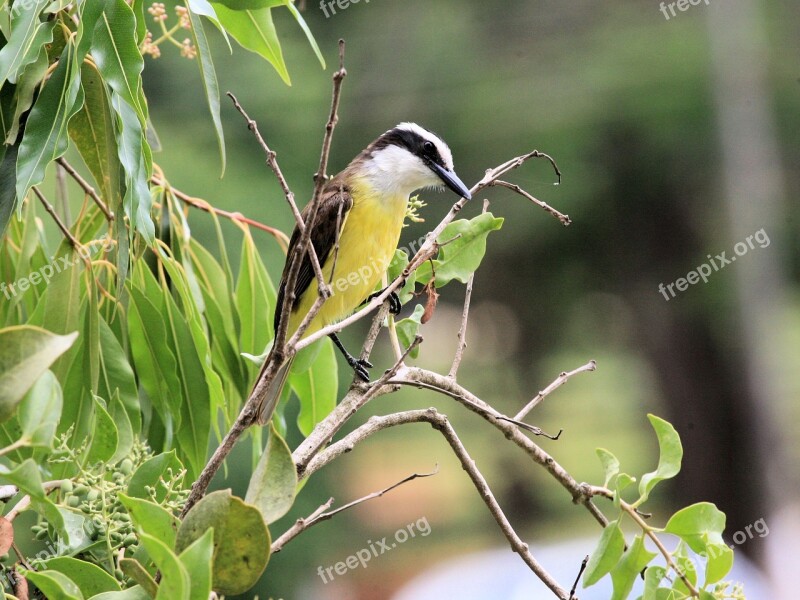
[254,122,472,425]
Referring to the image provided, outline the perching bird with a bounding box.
[254,122,471,425]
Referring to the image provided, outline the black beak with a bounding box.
[429,161,472,200]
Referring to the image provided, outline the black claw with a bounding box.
[367,289,402,315]
[330,332,372,382]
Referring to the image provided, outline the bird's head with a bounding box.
[355,122,472,200]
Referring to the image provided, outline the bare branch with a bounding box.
[569,555,589,600]
[514,360,597,421]
[272,468,437,554]
[491,179,571,226]
[312,39,347,197]
[305,408,571,599]
[56,157,114,221]
[32,186,80,249]
[151,175,289,251]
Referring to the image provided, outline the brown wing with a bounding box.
[274,184,353,332]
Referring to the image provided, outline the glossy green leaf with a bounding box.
[387,248,416,304]
[97,316,141,432]
[119,560,158,596]
[0,325,76,422]
[119,493,179,548]
[128,286,182,425]
[68,61,121,212]
[286,1,325,69]
[664,501,732,586]
[396,303,424,359]
[642,565,667,600]
[638,414,682,505]
[109,389,135,463]
[91,585,152,600]
[22,569,83,600]
[236,229,276,373]
[415,213,504,286]
[43,557,121,595]
[111,91,154,243]
[15,38,81,204]
[246,424,297,523]
[178,528,214,600]
[583,519,625,586]
[210,3,290,84]
[704,542,734,585]
[596,448,621,489]
[17,369,62,448]
[176,489,270,595]
[185,3,226,175]
[4,37,50,145]
[213,0,285,8]
[0,0,51,86]
[86,396,118,464]
[138,532,190,600]
[0,130,19,235]
[291,336,337,436]
[91,0,146,123]
[610,535,656,600]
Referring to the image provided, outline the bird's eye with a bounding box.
[423,141,435,154]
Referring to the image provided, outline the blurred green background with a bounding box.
[133,0,799,597]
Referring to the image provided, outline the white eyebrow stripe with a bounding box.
[395,122,454,170]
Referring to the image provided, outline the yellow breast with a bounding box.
[288,177,408,337]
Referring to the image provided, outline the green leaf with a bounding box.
[703,542,733,585]
[642,565,667,600]
[0,325,77,422]
[15,38,81,204]
[596,448,621,489]
[387,248,416,304]
[178,528,214,600]
[4,34,50,145]
[91,0,147,124]
[68,61,122,212]
[111,91,154,243]
[119,560,157,596]
[127,451,184,501]
[245,424,297,523]
[291,336,337,436]
[236,229,276,372]
[396,303,424,359]
[97,316,141,433]
[138,532,190,600]
[118,493,179,548]
[664,502,726,553]
[176,489,270,595]
[43,557,121,595]
[638,414,682,505]
[22,569,83,600]
[86,396,118,464]
[128,286,182,427]
[610,535,656,600]
[286,1,325,69]
[0,459,68,542]
[416,213,504,286]
[0,0,52,86]
[210,3,290,84]
[583,519,625,586]
[185,3,225,175]
[17,369,62,448]
[0,128,20,235]
[108,389,135,463]
[90,585,152,600]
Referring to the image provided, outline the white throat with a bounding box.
[361,145,443,199]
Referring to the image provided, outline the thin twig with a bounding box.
[491,179,571,226]
[514,360,597,421]
[32,186,80,248]
[56,157,114,221]
[311,39,347,198]
[151,175,288,251]
[270,498,334,554]
[569,555,589,600]
[305,408,571,599]
[271,467,437,554]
